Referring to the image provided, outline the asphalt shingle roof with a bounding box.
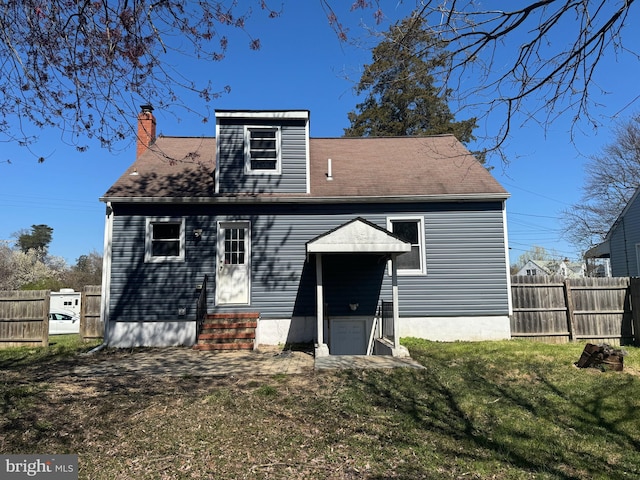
[103,134,507,200]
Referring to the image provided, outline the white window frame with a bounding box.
[145,217,186,263]
[244,125,282,174]
[387,216,426,276]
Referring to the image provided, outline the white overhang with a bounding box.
[215,110,309,120]
[306,217,411,255]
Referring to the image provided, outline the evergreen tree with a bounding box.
[344,15,477,144]
[16,224,54,258]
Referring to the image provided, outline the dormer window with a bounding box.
[245,126,281,173]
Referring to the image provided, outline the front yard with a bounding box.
[1,337,640,479]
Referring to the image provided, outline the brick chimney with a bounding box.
[136,104,156,158]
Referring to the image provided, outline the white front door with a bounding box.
[216,221,250,305]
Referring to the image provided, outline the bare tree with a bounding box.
[562,114,640,250]
[345,1,637,157]
[0,0,280,159]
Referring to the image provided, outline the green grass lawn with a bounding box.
[1,338,639,479]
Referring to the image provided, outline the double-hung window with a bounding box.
[145,218,185,262]
[387,217,426,275]
[245,126,281,173]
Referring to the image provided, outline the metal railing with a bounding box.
[196,274,209,335]
[380,299,394,343]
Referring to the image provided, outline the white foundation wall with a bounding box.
[107,321,197,347]
[399,316,511,342]
[105,316,511,348]
[256,317,316,346]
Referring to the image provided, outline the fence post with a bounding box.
[564,279,577,342]
[43,290,50,347]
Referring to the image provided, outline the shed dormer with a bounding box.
[215,110,310,194]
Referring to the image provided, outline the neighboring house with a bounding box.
[100,107,512,356]
[586,186,640,277]
[585,259,611,277]
[515,259,585,278]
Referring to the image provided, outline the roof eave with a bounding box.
[584,241,611,259]
[100,193,510,204]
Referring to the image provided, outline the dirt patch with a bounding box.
[1,365,359,479]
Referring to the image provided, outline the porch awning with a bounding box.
[585,241,610,259]
[306,217,411,255]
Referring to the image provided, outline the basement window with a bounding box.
[145,218,185,263]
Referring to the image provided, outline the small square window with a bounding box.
[145,218,185,262]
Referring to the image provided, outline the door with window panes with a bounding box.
[216,222,250,305]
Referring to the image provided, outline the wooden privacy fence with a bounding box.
[0,290,50,348]
[0,287,103,348]
[510,276,636,345]
[81,285,103,340]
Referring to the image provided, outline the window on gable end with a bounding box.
[245,126,281,173]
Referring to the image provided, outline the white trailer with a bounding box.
[49,289,82,335]
[50,288,81,317]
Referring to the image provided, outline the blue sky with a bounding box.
[0,1,638,266]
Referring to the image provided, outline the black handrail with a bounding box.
[196,274,208,335]
[381,299,394,343]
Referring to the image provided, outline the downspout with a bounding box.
[502,200,513,316]
[391,253,400,351]
[87,201,114,354]
[621,217,630,275]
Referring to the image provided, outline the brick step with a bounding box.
[201,321,258,330]
[198,331,256,341]
[206,313,260,320]
[195,312,259,352]
[193,342,254,351]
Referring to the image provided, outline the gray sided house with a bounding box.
[586,185,640,277]
[100,108,512,356]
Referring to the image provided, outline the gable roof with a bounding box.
[517,260,553,275]
[102,134,508,202]
[517,259,585,278]
[306,217,411,255]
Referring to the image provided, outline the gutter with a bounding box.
[99,192,510,205]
